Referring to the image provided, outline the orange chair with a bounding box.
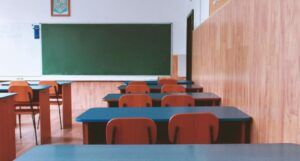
[169,113,219,144]
[125,85,150,94]
[161,94,195,107]
[158,78,177,86]
[161,85,186,93]
[10,80,29,86]
[128,81,148,85]
[39,81,62,129]
[9,85,39,145]
[106,118,157,144]
[119,94,152,107]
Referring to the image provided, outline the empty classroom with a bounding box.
[0,0,299,161]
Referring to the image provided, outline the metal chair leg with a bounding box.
[32,114,38,145]
[58,104,63,129]
[55,87,63,130]
[37,115,40,130]
[18,114,22,139]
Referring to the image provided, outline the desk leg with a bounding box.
[40,89,51,144]
[0,97,16,161]
[63,84,72,129]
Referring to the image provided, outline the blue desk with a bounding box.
[124,80,193,85]
[0,85,52,144]
[16,144,300,161]
[76,107,251,144]
[0,93,16,99]
[0,85,50,102]
[118,84,203,93]
[103,92,221,107]
[0,81,73,129]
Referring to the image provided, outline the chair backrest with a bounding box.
[106,118,157,144]
[161,94,195,107]
[119,94,152,107]
[39,81,59,95]
[158,78,177,86]
[128,81,148,85]
[8,85,33,103]
[10,81,29,86]
[125,85,150,94]
[169,113,219,144]
[161,85,186,93]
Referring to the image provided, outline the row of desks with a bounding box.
[118,84,203,93]
[103,92,221,107]
[123,80,194,85]
[76,106,252,144]
[0,81,72,144]
[16,144,300,161]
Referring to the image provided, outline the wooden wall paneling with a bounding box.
[172,55,179,79]
[193,0,300,143]
[210,0,230,15]
[71,82,123,109]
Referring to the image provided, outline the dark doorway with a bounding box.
[186,10,194,81]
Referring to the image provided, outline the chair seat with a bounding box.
[15,108,39,115]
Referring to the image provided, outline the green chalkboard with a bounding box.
[41,24,171,75]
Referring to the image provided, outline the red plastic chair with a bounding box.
[9,85,39,145]
[161,85,186,93]
[128,81,148,85]
[161,94,195,107]
[158,78,177,86]
[106,118,157,144]
[125,85,150,94]
[119,94,152,107]
[169,113,219,144]
[10,80,29,86]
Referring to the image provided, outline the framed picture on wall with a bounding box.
[51,0,71,16]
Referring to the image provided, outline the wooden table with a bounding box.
[76,106,252,144]
[0,93,16,161]
[118,84,203,93]
[16,144,300,161]
[124,80,193,85]
[103,92,221,107]
[1,81,72,129]
[0,85,51,144]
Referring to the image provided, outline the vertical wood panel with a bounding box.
[210,0,230,15]
[193,0,300,143]
[71,82,123,109]
[172,55,179,79]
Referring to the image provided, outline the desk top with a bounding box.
[103,93,221,101]
[118,84,203,90]
[0,81,71,86]
[0,85,50,92]
[16,144,300,161]
[0,93,16,99]
[76,106,251,123]
[124,80,193,85]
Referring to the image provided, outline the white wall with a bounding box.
[177,0,210,77]
[0,0,189,80]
